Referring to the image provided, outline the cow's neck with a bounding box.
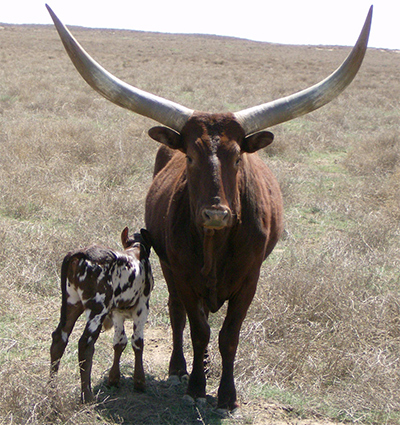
[200,228,220,312]
[200,228,215,276]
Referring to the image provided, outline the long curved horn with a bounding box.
[46,4,193,133]
[234,6,373,136]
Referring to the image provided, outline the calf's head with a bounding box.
[121,227,152,260]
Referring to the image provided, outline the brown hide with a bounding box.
[145,112,283,409]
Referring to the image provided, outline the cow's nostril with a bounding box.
[202,208,230,229]
[203,210,211,221]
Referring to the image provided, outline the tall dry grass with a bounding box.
[0,22,399,424]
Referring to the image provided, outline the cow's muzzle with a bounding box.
[201,206,231,230]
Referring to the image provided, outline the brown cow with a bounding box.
[46,4,372,411]
[50,228,153,403]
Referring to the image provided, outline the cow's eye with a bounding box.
[235,156,241,166]
[186,155,193,165]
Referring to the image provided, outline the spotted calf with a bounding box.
[50,227,154,403]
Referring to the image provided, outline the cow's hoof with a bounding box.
[182,394,207,407]
[214,405,240,418]
[80,391,94,404]
[168,374,189,386]
[107,376,120,387]
[214,408,229,418]
[182,394,195,405]
[196,397,207,407]
[167,375,181,386]
[134,380,146,392]
[181,374,189,384]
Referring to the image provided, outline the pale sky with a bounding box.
[1,1,399,50]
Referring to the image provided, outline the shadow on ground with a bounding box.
[93,372,224,425]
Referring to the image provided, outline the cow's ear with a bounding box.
[121,227,129,249]
[148,126,183,150]
[242,131,274,153]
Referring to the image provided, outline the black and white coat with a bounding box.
[50,227,153,403]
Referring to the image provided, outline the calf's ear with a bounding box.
[148,126,183,150]
[121,227,129,249]
[242,131,274,153]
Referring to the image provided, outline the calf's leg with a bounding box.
[132,337,145,391]
[50,302,84,378]
[78,305,108,403]
[108,313,127,386]
[131,299,151,391]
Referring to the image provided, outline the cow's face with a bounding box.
[149,113,274,231]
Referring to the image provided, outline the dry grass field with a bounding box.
[0,22,399,424]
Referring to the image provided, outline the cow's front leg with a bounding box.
[78,307,106,403]
[108,313,127,387]
[186,301,210,401]
[168,294,188,379]
[162,263,188,380]
[217,281,257,411]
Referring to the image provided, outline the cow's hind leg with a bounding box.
[108,313,127,387]
[78,304,108,403]
[50,302,84,378]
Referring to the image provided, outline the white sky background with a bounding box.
[1,0,398,50]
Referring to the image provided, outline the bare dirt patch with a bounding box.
[85,327,342,425]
